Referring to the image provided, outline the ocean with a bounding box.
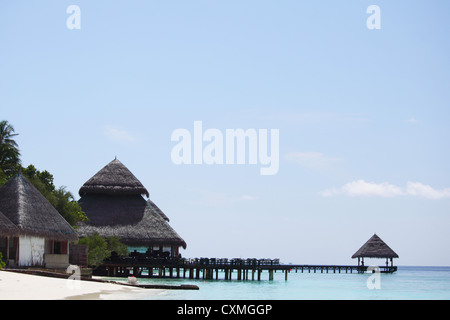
[102,266,450,300]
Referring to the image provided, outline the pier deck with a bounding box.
[95,257,397,281]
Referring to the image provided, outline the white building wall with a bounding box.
[18,235,45,267]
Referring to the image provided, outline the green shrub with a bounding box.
[79,233,129,268]
[0,252,6,270]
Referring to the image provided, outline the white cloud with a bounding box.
[321,180,450,200]
[103,125,137,144]
[321,180,404,198]
[406,182,450,200]
[406,117,419,124]
[285,152,340,171]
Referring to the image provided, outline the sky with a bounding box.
[1,1,449,266]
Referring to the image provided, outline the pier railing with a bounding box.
[104,256,281,268]
[96,256,397,280]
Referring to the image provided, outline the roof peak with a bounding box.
[79,158,149,198]
[352,234,399,259]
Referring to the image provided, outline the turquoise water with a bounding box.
[103,266,450,300]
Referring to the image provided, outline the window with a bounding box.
[45,240,68,254]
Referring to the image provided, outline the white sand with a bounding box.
[0,270,163,300]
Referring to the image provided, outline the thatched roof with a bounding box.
[79,158,149,198]
[77,194,186,248]
[352,234,399,259]
[77,159,186,248]
[0,210,19,237]
[0,173,78,241]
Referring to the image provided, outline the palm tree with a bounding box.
[0,120,21,181]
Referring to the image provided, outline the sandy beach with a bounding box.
[0,270,162,300]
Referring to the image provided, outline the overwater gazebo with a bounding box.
[352,234,399,267]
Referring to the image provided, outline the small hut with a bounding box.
[77,158,186,257]
[0,173,78,268]
[352,234,399,267]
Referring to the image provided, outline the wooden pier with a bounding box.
[95,257,397,281]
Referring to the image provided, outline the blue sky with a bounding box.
[1,1,449,265]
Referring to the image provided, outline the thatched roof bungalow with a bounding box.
[0,173,78,267]
[352,234,399,267]
[77,159,186,257]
